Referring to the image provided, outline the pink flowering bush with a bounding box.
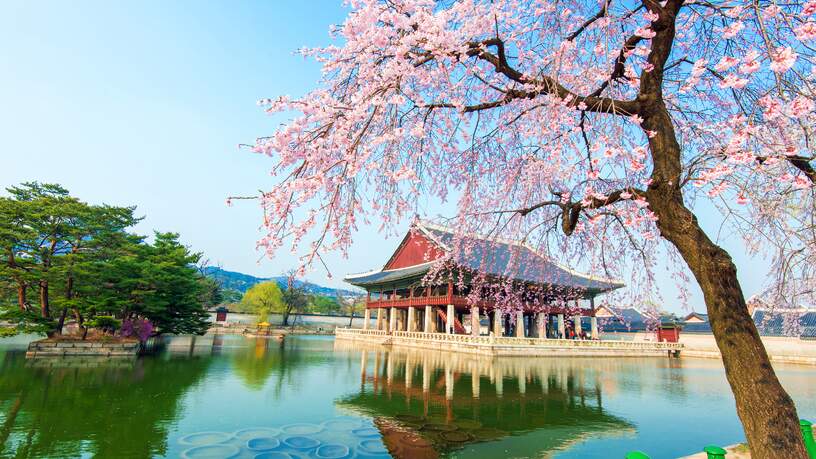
[120,318,154,343]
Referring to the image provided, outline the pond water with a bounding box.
[0,335,814,458]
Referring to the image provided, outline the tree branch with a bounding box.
[462,38,640,115]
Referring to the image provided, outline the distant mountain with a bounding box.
[203,266,363,297]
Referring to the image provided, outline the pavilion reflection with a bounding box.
[334,340,637,458]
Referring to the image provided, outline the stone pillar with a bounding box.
[557,313,565,339]
[470,306,480,337]
[493,311,503,336]
[515,311,525,337]
[389,307,397,333]
[446,304,455,334]
[363,308,371,330]
[376,308,383,330]
[591,316,599,339]
[536,313,546,338]
[574,315,582,337]
[407,307,416,332]
[424,306,433,333]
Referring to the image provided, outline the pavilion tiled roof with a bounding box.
[344,221,624,295]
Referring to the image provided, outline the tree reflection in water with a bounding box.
[335,340,641,458]
[0,350,211,458]
[229,335,334,394]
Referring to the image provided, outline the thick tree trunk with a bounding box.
[56,273,75,335]
[8,250,29,311]
[56,308,68,335]
[73,309,86,339]
[642,97,807,457]
[17,284,27,311]
[650,191,806,458]
[39,280,49,318]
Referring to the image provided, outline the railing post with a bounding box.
[801,419,816,459]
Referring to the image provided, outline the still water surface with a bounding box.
[0,335,814,458]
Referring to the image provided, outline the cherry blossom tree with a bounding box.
[242,1,815,455]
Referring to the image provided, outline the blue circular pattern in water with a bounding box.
[234,427,281,440]
[181,444,240,459]
[282,435,321,449]
[254,452,294,459]
[177,416,378,458]
[315,443,351,459]
[246,436,282,451]
[179,431,232,446]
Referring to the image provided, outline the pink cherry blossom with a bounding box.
[790,96,814,118]
[770,46,798,72]
[795,22,816,41]
[720,74,749,89]
[635,27,656,39]
[714,56,739,72]
[721,21,745,39]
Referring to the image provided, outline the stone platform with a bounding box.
[335,328,683,357]
[26,339,139,358]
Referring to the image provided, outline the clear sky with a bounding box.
[0,1,769,313]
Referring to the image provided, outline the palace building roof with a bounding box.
[344,220,624,295]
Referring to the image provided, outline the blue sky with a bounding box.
[0,1,768,313]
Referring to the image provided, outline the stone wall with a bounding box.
[680,333,816,365]
[26,339,139,358]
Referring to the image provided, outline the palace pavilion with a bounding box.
[344,220,624,340]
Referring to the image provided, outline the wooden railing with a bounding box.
[337,328,683,350]
[365,295,475,308]
[364,296,596,316]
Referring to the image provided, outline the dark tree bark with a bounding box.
[17,284,27,311]
[39,279,49,319]
[56,308,68,335]
[638,4,807,456]
[7,249,29,311]
[56,269,76,335]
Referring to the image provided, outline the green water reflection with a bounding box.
[0,335,814,459]
[0,351,211,457]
